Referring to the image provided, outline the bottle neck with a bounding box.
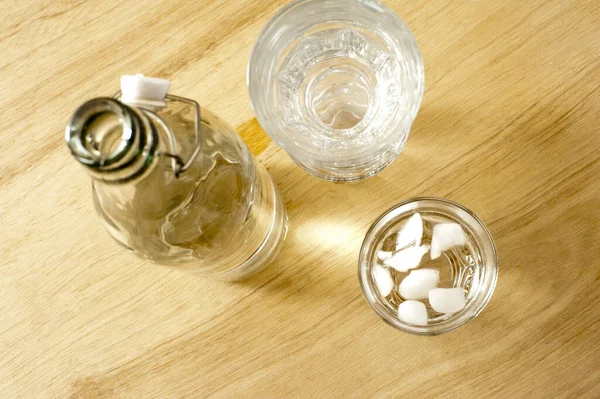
[65,98,158,183]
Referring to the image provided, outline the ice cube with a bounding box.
[372,265,394,297]
[398,300,428,325]
[377,250,393,261]
[429,287,466,314]
[396,212,423,250]
[430,223,467,260]
[399,269,440,300]
[384,245,430,272]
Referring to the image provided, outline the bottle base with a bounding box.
[197,172,288,281]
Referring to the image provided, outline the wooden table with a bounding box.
[2,0,599,397]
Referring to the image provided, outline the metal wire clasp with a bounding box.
[113,92,201,178]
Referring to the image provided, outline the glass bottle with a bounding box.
[65,76,287,280]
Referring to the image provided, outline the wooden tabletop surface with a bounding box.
[2,0,600,397]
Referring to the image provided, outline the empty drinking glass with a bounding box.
[248,0,424,182]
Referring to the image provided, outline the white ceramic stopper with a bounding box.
[121,74,170,105]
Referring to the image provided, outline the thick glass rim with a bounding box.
[358,197,498,335]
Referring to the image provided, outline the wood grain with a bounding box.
[237,118,271,157]
[1,0,600,397]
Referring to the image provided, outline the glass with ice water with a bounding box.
[358,198,498,335]
[248,0,424,182]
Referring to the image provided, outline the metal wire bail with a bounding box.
[113,92,202,178]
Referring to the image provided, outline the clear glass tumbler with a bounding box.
[248,0,424,182]
[358,198,498,335]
